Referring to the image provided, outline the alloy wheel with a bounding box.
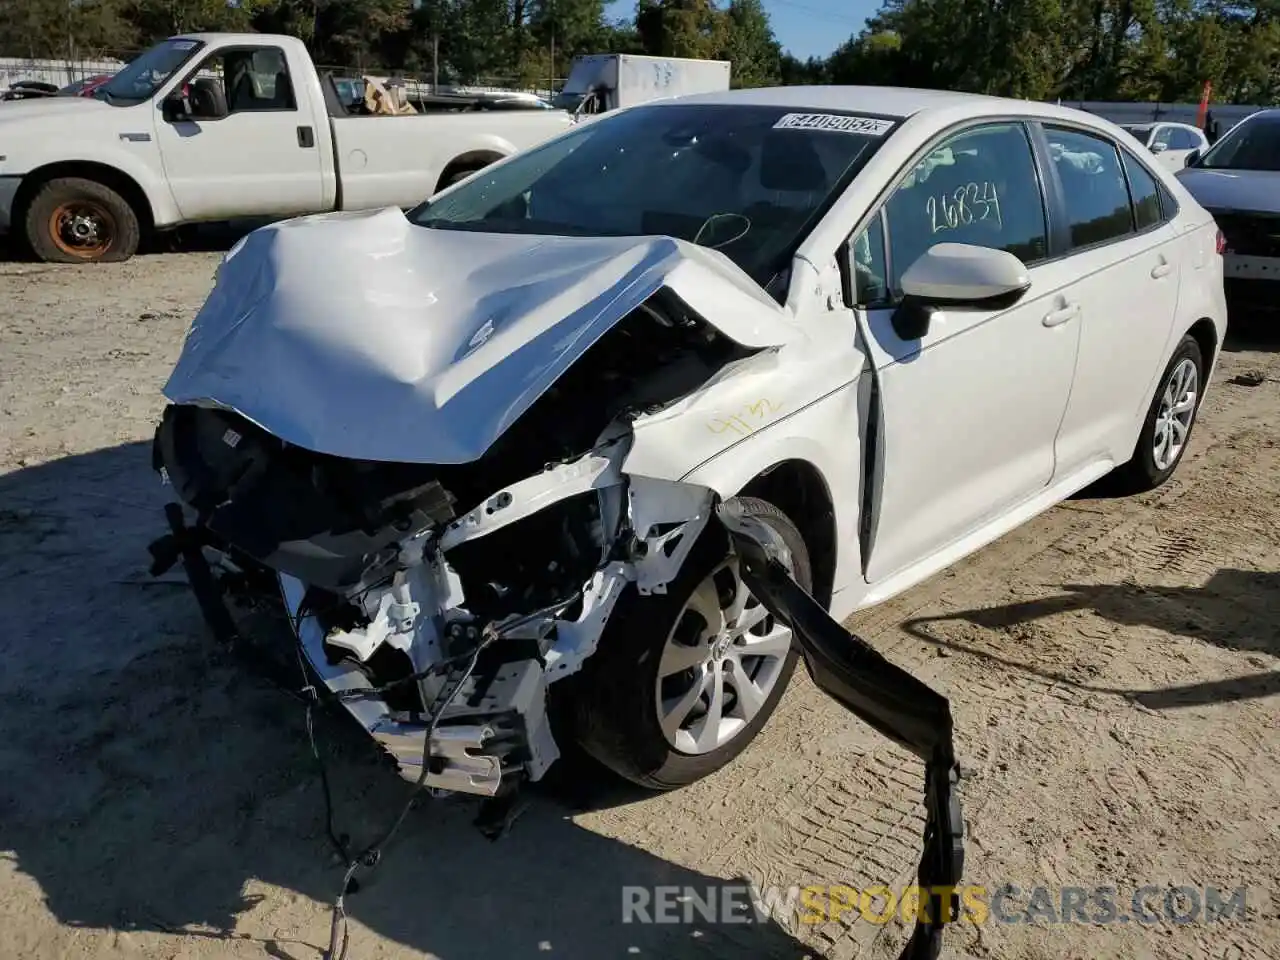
[655,556,793,755]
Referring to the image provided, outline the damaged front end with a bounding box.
[149,282,741,800]
[147,434,966,958]
[147,210,965,956]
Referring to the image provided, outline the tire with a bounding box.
[24,177,141,264]
[437,164,486,192]
[565,496,811,790]
[1113,334,1205,494]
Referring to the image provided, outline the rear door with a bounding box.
[1038,123,1184,474]
[155,44,326,220]
[849,121,1082,585]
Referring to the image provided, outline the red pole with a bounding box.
[1196,80,1212,128]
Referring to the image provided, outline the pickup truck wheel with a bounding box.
[1113,334,1204,494]
[566,497,808,790]
[25,177,140,263]
[437,163,487,192]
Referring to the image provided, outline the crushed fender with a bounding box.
[717,498,966,960]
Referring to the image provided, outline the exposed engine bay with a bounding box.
[151,287,748,799]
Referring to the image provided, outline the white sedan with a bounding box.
[1119,120,1211,172]
[152,86,1228,797]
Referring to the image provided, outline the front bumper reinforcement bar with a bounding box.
[718,500,965,960]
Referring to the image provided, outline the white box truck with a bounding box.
[552,53,731,116]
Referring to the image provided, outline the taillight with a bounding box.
[1216,229,1227,255]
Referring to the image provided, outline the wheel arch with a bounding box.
[735,459,838,611]
[1186,316,1219,374]
[435,149,507,193]
[13,160,156,235]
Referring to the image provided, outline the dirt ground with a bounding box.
[1,250,1277,960]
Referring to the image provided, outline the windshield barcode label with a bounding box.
[773,113,895,136]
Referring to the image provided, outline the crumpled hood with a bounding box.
[163,206,798,464]
[1177,167,1280,215]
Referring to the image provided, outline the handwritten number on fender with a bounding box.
[926,181,1002,234]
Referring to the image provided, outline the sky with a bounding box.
[603,0,880,61]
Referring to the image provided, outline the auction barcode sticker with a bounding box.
[773,113,895,136]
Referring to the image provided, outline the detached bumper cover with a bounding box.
[719,501,965,960]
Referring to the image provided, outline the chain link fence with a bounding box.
[0,55,125,90]
[1,48,563,100]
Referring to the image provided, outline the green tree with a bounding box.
[779,50,828,84]
[528,0,609,66]
[0,0,134,57]
[636,0,726,58]
[717,0,779,86]
[127,0,268,40]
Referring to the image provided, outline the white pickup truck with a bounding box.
[0,33,574,263]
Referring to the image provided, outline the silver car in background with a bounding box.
[1177,108,1280,317]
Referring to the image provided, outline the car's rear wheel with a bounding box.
[565,497,809,790]
[1114,334,1205,493]
[436,163,488,192]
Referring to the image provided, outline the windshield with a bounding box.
[95,38,203,105]
[1196,114,1280,171]
[1121,124,1152,141]
[409,103,896,289]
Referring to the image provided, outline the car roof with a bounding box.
[659,85,1111,125]
[667,85,1004,116]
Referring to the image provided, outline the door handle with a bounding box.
[1042,303,1079,327]
[1151,259,1172,279]
[297,125,315,148]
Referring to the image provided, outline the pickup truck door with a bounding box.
[154,44,325,221]
[849,121,1081,587]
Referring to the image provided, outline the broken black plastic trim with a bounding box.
[717,499,965,960]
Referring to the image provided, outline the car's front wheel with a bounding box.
[24,176,141,263]
[565,497,810,790]
[1115,334,1205,493]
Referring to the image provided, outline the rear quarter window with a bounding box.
[1119,149,1164,231]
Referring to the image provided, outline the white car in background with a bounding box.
[1121,121,1210,172]
[151,87,1228,799]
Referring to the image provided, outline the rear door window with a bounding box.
[1044,126,1134,249]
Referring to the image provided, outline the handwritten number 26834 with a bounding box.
[926,182,1001,235]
